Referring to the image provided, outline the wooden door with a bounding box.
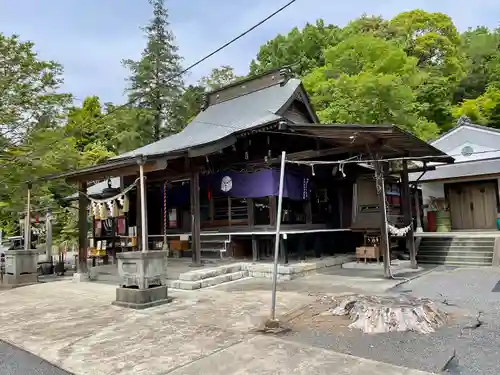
[448,186,471,230]
[469,182,497,229]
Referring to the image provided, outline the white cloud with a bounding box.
[0,0,498,104]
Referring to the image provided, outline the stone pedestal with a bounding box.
[3,250,38,287]
[112,251,172,309]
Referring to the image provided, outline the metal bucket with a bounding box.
[436,211,451,232]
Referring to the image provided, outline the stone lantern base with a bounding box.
[112,250,172,309]
[2,250,38,287]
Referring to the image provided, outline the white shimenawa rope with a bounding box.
[387,223,412,237]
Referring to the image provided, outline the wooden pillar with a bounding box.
[135,175,142,251]
[414,185,423,232]
[190,169,202,266]
[77,181,88,274]
[280,236,289,264]
[269,196,277,226]
[305,200,312,224]
[252,235,259,262]
[298,234,307,261]
[247,198,254,227]
[402,160,417,269]
[374,160,390,278]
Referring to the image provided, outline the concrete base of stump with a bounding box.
[112,285,172,309]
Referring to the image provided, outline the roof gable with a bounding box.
[116,74,308,160]
[431,117,500,162]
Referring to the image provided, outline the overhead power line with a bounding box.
[0,0,299,186]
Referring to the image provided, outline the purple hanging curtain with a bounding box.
[206,169,309,200]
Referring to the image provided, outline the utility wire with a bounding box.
[0,0,298,185]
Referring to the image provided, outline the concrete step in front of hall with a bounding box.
[417,253,493,266]
[170,262,248,290]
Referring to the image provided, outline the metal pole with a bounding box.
[139,160,147,253]
[46,210,53,264]
[25,182,32,250]
[377,164,391,278]
[270,151,286,321]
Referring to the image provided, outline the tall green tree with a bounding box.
[199,66,241,91]
[454,27,500,103]
[249,19,341,77]
[123,0,184,140]
[303,35,439,140]
[0,33,72,144]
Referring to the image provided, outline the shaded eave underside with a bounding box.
[39,119,280,182]
[286,124,454,163]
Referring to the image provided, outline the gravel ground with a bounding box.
[0,340,71,375]
[282,266,500,375]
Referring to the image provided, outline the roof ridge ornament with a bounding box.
[279,67,293,86]
[200,93,209,112]
[457,115,472,127]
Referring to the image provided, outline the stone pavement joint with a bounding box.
[0,273,426,375]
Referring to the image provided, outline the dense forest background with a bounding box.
[0,2,499,243]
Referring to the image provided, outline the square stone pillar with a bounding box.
[3,250,38,287]
[112,250,171,309]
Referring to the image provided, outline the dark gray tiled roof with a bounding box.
[115,78,301,160]
[65,177,121,201]
[409,157,500,182]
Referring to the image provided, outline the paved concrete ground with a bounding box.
[0,340,71,375]
[0,274,428,375]
[283,266,500,375]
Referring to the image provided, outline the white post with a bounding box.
[139,157,147,253]
[46,210,53,263]
[270,151,286,321]
[25,182,32,250]
[414,185,423,232]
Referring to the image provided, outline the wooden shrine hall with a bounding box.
[40,67,453,276]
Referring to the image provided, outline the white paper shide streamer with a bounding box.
[87,178,137,219]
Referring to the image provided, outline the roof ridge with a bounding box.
[431,117,500,145]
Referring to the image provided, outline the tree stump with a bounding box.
[323,294,447,334]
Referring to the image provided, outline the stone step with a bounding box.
[169,270,247,290]
[417,259,491,267]
[178,263,244,281]
[200,234,231,242]
[420,239,495,246]
[418,246,494,253]
[418,251,491,257]
[417,251,493,261]
[417,255,492,266]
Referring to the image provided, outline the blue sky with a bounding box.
[1,0,499,104]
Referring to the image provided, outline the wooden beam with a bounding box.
[77,181,88,274]
[388,166,436,175]
[67,161,159,183]
[268,147,352,163]
[373,158,390,278]
[247,198,254,227]
[402,160,417,269]
[135,174,142,251]
[269,196,277,226]
[190,169,202,266]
